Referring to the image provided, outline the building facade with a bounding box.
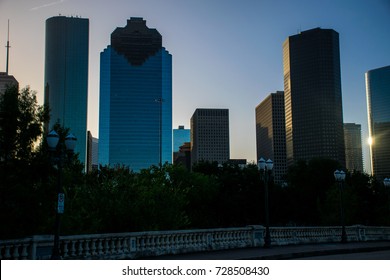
[190,108,229,166]
[283,28,345,167]
[366,65,390,179]
[99,18,172,171]
[44,16,89,166]
[343,123,363,172]
[173,125,190,153]
[0,73,18,96]
[256,91,287,184]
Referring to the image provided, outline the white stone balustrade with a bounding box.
[1,225,389,260]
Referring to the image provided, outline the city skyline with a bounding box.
[1,0,389,172]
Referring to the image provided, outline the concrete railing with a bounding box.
[1,225,390,260]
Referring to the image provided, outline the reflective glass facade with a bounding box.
[44,16,89,166]
[99,18,172,171]
[366,65,390,179]
[173,126,190,152]
[283,28,345,167]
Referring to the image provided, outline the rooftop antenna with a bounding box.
[5,19,10,74]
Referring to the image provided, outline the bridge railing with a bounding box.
[1,225,390,259]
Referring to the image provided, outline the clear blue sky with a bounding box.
[1,0,389,172]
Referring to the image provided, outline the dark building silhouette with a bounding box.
[191,109,230,166]
[174,142,191,170]
[344,123,363,172]
[99,18,172,171]
[0,73,18,95]
[283,28,345,167]
[366,65,390,179]
[256,91,287,184]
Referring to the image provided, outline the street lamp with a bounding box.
[258,157,273,248]
[334,169,347,243]
[384,178,390,222]
[154,97,164,168]
[47,129,77,259]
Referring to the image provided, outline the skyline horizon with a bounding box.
[1,0,389,173]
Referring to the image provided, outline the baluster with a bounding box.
[21,244,29,260]
[90,239,97,256]
[62,240,69,259]
[12,244,20,260]
[97,239,103,256]
[77,240,84,257]
[110,239,116,256]
[4,245,11,259]
[84,239,91,258]
[104,239,110,255]
[116,238,122,255]
[137,237,143,252]
[70,240,77,257]
[122,238,129,255]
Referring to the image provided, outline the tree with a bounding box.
[0,86,50,238]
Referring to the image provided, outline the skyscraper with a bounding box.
[343,123,363,173]
[191,108,229,166]
[256,91,287,184]
[44,16,89,166]
[99,18,172,171]
[283,28,345,167]
[366,65,390,179]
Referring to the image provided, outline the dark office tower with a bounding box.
[344,123,363,173]
[256,91,287,184]
[283,28,345,167]
[0,72,18,95]
[99,18,172,171]
[44,16,89,167]
[190,109,230,166]
[366,65,390,179]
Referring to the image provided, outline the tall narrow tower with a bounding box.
[283,28,345,167]
[44,16,89,167]
[366,65,390,179]
[99,18,172,171]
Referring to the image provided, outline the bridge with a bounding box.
[1,225,390,260]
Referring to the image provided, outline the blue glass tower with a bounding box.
[99,18,172,171]
[366,65,390,179]
[44,16,89,167]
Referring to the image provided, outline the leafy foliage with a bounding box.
[1,86,390,239]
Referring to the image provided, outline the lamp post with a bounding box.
[47,130,77,259]
[334,170,347,243]
[384,178,390,222]
[154,97,164,168]
[384,178,390,188]
[258,157,273,248]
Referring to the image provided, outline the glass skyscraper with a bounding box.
[366,65,390,179]
[99,18,172,171]
[44,16,89,166]
[283,28,345,167]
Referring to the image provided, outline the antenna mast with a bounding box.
[5,19,10,74]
